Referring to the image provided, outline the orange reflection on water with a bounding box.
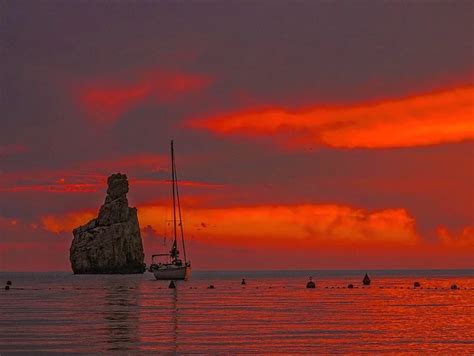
[2,272,472,353]
[137,273,474,353]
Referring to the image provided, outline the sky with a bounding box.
[1,1,473,271]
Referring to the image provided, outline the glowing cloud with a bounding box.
[44,204,421,247]
[0,153,167,194]
[436,225,474,248]
[138,204,420,248]
[189,86,474,149]
[78,69,213,123]
[26,207,474,269]
[41,211,96,234]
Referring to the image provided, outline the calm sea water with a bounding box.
[1,270,473,354]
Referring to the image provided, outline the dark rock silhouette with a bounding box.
[306,276,316,288]
[169,280,176,289]
[70,173,145,274]
[241,278,246,285]
[6,281,12,286]
[451,284,458,290]
[348,284,354,289]
[414,281,421,288]
[362,273,371,285]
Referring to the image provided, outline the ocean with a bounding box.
[1,270,473,354]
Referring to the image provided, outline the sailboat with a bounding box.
[148,140,191,280]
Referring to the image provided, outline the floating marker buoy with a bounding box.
[169,281,176,289]
[306,276,315,288]
[414,282,421,288]
[241,278,246,285]
[208,284,215,289]
[348,284,354,289]
[5,285,10,290]
[362,273,371,286]
[451,284,458,290]
[6,281,12,286]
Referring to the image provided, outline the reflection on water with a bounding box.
[1,270,473,353]
[103,281,140,350]
[172,288,178,355]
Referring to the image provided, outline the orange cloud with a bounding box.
[30,205,474,269]
[138,204,421,248]
[436,225,474,248]
[1,183,101,194]
[79,69,213,123]
[41,211,96,234]
[0,154,165,194]
[188,86,474,149]
[43,203,420,248]
[0,178,220,195]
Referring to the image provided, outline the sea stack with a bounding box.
[70,173,145,274]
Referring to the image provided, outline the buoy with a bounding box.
[168,281,176,289]
[306,276,316,288]
[208,284,215,289]
[241,278,246,285]
[6,281,12,286]
[348,284,354,289]
[5,285,10,290]
[451,284,458,290]
[414,282,421,288]
[362,273,371,286]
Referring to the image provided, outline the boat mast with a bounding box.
[170,140,178,260]
[173,148,187,263]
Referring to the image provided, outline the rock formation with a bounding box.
[70,173,145,274]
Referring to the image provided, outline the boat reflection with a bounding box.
[172,286,178,354]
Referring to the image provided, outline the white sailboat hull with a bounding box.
[152,265,191,280]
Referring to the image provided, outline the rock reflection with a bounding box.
[103,281,140,351]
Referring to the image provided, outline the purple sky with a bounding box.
[1,1,473,270]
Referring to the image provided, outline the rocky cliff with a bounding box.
[70,173,145,274]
